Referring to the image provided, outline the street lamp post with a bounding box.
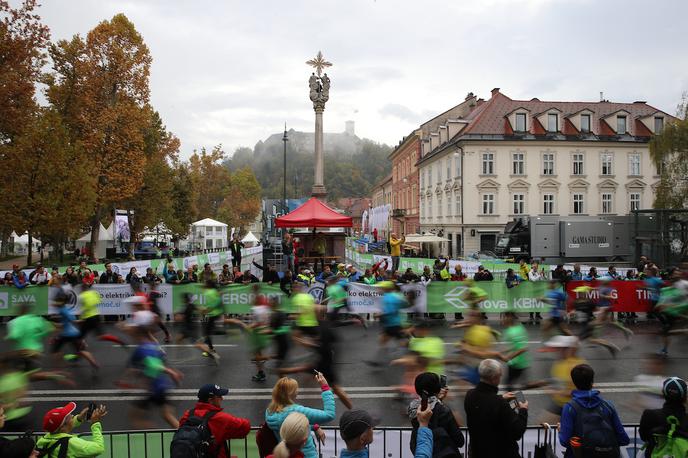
[282,123,288,215]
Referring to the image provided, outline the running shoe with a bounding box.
[252,372,267,382]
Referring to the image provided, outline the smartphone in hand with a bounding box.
[86,402,96,421]
[514,391,526,404]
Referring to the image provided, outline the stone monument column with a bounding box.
[307,51,332,199]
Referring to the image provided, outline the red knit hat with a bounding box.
[43,402,76,433]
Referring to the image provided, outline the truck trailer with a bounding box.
[494,216,631,263]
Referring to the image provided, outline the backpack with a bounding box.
[571,400,620,458]
[411,405,463,458]
[651,415,688,458]
[37,437,70,458]
[170,409,220,458]
[256,422,279,458]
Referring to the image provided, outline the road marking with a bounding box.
[122,344,238,348]
[26,381,646,396]
[21,386,650,403]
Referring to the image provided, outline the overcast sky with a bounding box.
[33,0,688,158]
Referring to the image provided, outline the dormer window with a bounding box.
[547,113,558,132]
[616,115,627,134]
[654,116,664,133]
[580,114,591,133]
[515,113,526,132]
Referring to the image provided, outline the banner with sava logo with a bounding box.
[0,287,49,316]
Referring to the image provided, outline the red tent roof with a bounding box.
[276,198,353,228]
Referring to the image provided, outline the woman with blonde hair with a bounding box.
[268,412,310,458]
[265,374,335,458]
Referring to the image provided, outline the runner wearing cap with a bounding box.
[177,383,250,458]
[640,376,688,457]
[339,409,379,457]
[36,402,107,457]
[537,335,588,424]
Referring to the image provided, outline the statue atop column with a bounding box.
[306,51,332,198]
[306,51,332,111]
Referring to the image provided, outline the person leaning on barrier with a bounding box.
[36,402,107,457]
[339,409,379,458]
[464,359,528,458]
[177,384,251,458]
[639,376,688,458]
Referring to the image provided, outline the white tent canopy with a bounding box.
[191,218,228,227]
[404,233,449,243]
[241,231,260,243]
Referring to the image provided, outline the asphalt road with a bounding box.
[2,317,687,431]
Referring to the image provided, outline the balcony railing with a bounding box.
[392,208,407,218]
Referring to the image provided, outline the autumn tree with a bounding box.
[650,94,688,209]
[188,146,231,219]
[167,161,197,244]
[45,14,152,261]
[0,109,96,265]
[217,167,262,233]
[119,109,180,257]
[0,0,50,257]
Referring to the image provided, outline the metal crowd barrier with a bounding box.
[0,424,643,458]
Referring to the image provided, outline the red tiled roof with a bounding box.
[531,117,546,135]
[634,119,653,137]
[461,91,671,137]
[563,118,580,135]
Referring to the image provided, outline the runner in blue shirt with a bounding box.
[540,280,572,338]
[366,281,409,366]
[50,302,99,372]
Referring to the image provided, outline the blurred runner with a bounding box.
[366,281,410,367]
[654,268,688,357]
[78,283,125,346]
[408,320,445,376]
[323,276,365,327]
[572,284,620,357]
[198,280,224,363]
[500,312,531,392]
[540,280,572,338]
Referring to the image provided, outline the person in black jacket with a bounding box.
[229,235,244,268]
[639,376,688,458]
[408,372,464,457]
[252,261,280,284]
[280,269,293,297]
[465,359,528,458]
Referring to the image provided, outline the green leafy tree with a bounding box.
[217,167,262,233]
[650,94,688,209]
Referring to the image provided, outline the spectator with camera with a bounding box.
[36,402,107,457]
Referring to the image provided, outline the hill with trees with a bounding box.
[225,128,392,200]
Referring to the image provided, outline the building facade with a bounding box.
[370,174,393,240]
[390,131,421,235]
[418,88,670,256]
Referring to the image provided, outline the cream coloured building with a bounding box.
[418,88,671,256]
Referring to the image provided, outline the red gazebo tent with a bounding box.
[276,198,352,228]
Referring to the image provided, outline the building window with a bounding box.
[573,153,584,175]
[654,117,664,133]
[628,153,641,176]
[455,155,461,177]
[447,195,452,215]
[482,152,494,175]
[601,193,613,214]
[512,193,525,215]
[420,171,424,188]
[543,194,554,214]
[547,113,558,132]
[512,152,525,175]
[601,153,613,175]
[446,159,451,180]
[455,193,461,215]
[482,194,495,215]
[617,115,627,134]
[629,192,641,211]
[542,153,554,175]
[573,193,584,214]
[428,199,432,218]
[581,114,591,133]
[437,196,442,217]
[515,113,526,132]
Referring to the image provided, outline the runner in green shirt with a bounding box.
[501,312,531,391]
[7,304,54,355]
[408,321,446,376]
[199,280,224,362]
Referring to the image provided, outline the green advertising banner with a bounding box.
[169,283,291,314]
[0,286,49,316]
[425,281,549,313]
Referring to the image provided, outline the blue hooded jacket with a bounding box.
[559,389,629,457]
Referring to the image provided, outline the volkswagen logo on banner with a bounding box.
[308,284,325,304]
